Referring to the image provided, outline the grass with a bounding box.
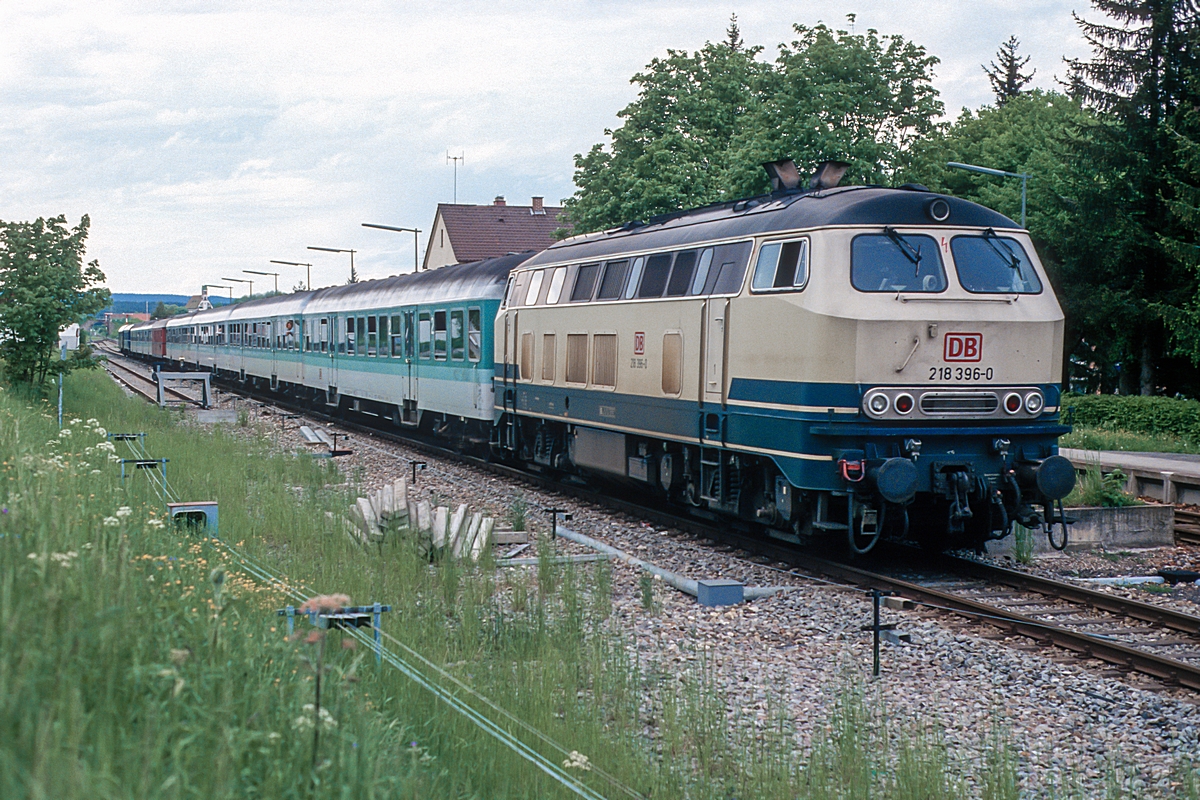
[1060,426,1200,455]
[4,367,1199,798]
[1063,463,1141,508]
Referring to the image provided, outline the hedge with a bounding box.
[1062,393,1200,441]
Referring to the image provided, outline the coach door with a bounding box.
[403,308,418,422]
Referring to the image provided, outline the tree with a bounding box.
[562,18,943,234]
[150,301,183,320]
[0,215,110,384]
[1063,0,1200,394]
[983,36,1035,105]
[347,264,359,284]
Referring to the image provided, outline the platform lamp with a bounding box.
[244,269,279,294]
[270,260,313,291]
[361,223,421,273]
[946,161,1031,228]
[203,284,231,302]
[308,246,357,282]
[222,276,252,299]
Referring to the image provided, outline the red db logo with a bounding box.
[944,333,983,362]
[633,332,645,355]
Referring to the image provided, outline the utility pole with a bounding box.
[447,151,464,204]
[362,223,421,273]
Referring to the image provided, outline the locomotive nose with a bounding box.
[1035,455,1076,500]
[871,458,919,504]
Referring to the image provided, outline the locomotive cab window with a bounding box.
[950,233,1043,294]
[851,232,946,293]
[637,254,673,298]
[665,251,697,297]
[570,263,600,302]
[751,239,809,292]
[546,267,567,304]
[525,270,545,305]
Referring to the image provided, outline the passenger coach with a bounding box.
[494,160,1075,552]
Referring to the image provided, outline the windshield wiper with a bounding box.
[982,228,1021,270]
[883,227,923,274]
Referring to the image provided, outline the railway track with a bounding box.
[99,344,202,407]
[100,347,1200,693]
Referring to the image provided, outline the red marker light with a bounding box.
[1004,393,1022,414]
[895,393,914,414]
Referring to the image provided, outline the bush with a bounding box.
[1062,394,1200,441]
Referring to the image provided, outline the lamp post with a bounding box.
[222,277,252,299]
[203,284,231,303]
[361,223,422,272]
[270,260,313,291]
[308,246,357,282]
[946,161,1031,228]
[244,269,279,294]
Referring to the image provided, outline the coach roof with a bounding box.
[522,186,1019,267]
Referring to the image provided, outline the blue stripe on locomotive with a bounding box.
[503,378,1067,492]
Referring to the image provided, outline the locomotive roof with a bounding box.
[522,185,1019,267]
[146,251,533,331]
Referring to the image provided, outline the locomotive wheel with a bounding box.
[847,504,884,555]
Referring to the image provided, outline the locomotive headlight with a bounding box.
[865,392,890,416]
[894,393,914,414]
[1024,391,1044,415]
[1003,392,1023,415]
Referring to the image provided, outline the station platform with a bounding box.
[1060,448,1200,505]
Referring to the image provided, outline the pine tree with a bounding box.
[1063,0,1200,394]
[983,36,1034,105]
[347,264,359,285]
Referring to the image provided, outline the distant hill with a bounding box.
[106,293,232,314]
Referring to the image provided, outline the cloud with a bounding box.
[0,0,1090,293]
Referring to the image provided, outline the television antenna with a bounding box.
[447,151,464,203]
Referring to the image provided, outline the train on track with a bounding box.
[120,159,1076,554]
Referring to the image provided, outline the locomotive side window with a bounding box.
[418,312,431,359]
[637,254,673,298]
[665,251,697,297]
[950,234,1043,294]
[851,233,946,293]
[511,271,531,307]
[751,239,809,292]
[690,249,714,295]
[468,309,482,361]
[451,310,465,360]
[596,260,629,300]
[434,310,447,360]
[541,333,556,381]
[519,333,533,380]
[546,267,567,304]
[565,334,588,383]
[624,257,645,299]
[570,263,600,302]
[662,332,683,395]
[710,241,753,294]
[592,334,618,387]
[525,270,545,306]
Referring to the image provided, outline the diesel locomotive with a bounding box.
[123,159,1075,553]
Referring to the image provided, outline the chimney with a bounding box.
[493,196,506,206]
[531,196,545,214]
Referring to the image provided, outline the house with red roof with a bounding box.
[422,196,567,271]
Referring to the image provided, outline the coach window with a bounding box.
[851,232,946,293]
[596,260,629,300]
[404,310,416,358]
[950,234,1043,294]
[391,315,403,356]
[468,308,482,362]
[337,317,347,354]
[450,310,465,360]
[624,257,645,299]
[751,239,810,292]
[318,317,329,352]
[378,316,389,356]
[346,318,357,356]
[418,312,431,359]
[525,271,545,306]
[637,254,673,298]
[546,267,567,304]
[434,310,447,360]
[666,251,698,297]
[570,263,600,302]
[367,316,378,356]
[354,317,365,356]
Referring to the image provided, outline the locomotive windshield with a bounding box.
[950,233,1043,294]
[851,233,946,292]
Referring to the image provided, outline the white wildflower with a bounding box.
[146,518,165,529]
[69,418,82,426]
[51,551,79,567]
[89,469,101,474]
[86,418,99,426]
[297,704,337,730]
[562,750,592,771]
[96,441,115,453]
[266,732,282,742]
[58,428,71,437]
[94,427,106,437]
[107,454,120,462]
[115,506,132,518]
[102,516,119,527]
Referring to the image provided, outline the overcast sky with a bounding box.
[0,1,1094,295]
